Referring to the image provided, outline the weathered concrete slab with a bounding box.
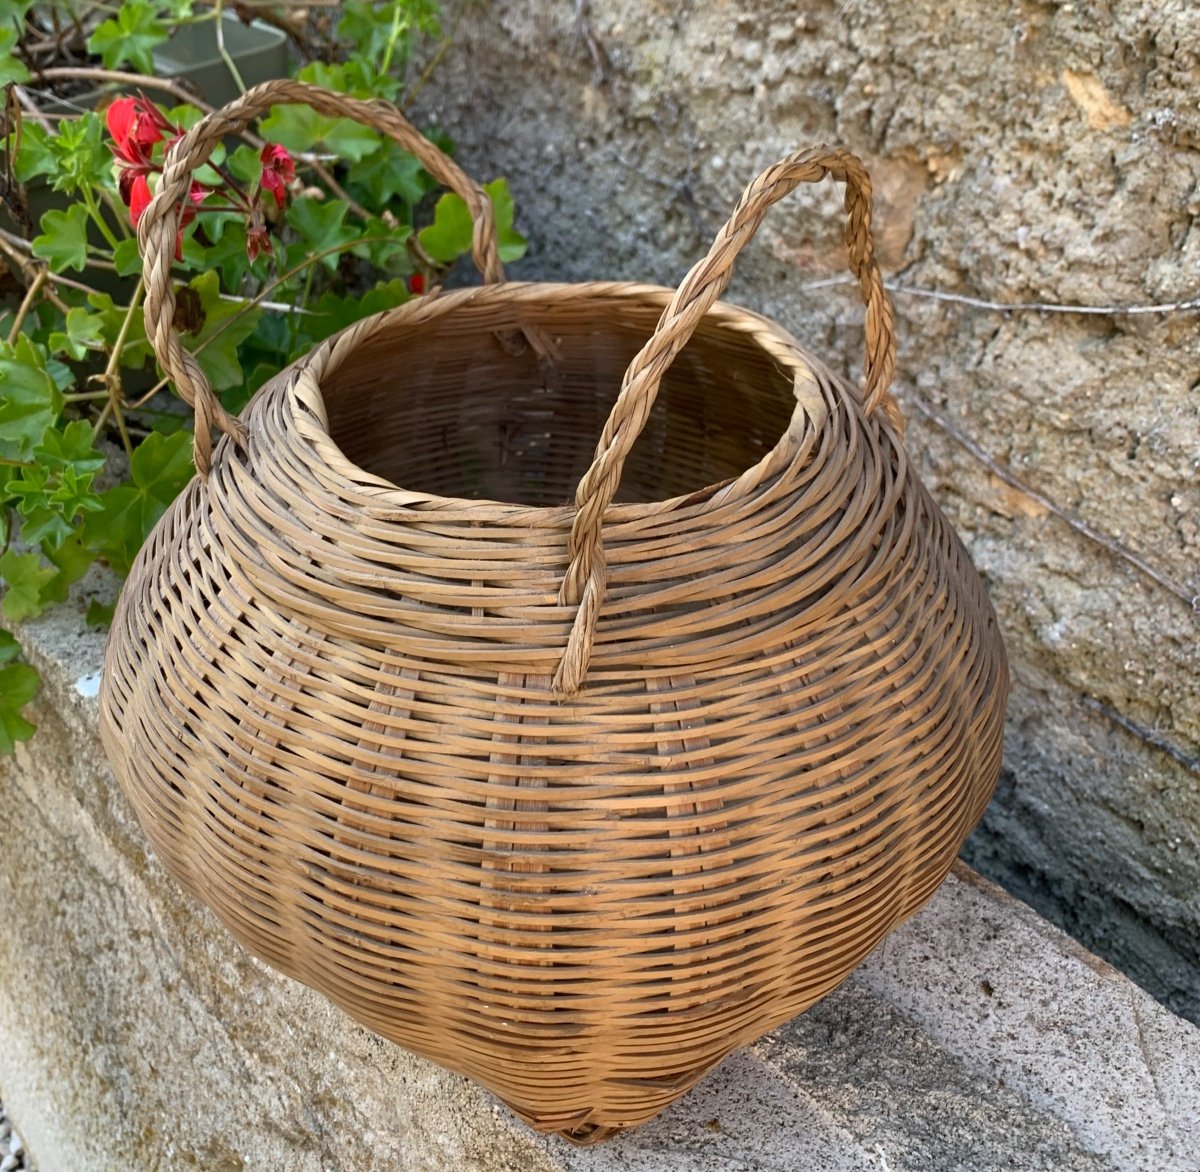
[2,576,1197,1171]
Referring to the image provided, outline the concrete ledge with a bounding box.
[2,580,1198,1171]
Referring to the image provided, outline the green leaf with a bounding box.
[84,430,194,576]
[418,180,528,266]
[484,178,528,263]
[36,420,106,475]
[48,307,108,361]
[356,218,413,270]
[261,65,384,162]
[45,112,111,196]
[182,220,251,290]
[0,28,30,85]
[11,123,56,184]
[87,0,168,74]
[417,191,472,264]
[40,534,95,604]
[0,661,39,755]
[112,238,144,278]
[0,627,21,663]
[86,292,153,370]
[223,144,263,185]
[0,550,56,622]
[32,204,93,273]
[86,599,115,627]
[130,426,194,499]
[308,278,411,338]
[286,199,357,271]
[181,271,262,391]
[346,143,429,210]
[0,335,64,462]
[337,0,440,66]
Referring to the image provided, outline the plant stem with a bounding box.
[6,270,48,344]
[293,262,318,352]
[92,279,144,453]
[213,0,248,95]
[0,234,73,314]
[81,187,121,253]
[379,3,407,77]
[99,188,133,239]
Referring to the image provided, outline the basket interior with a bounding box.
[318,294,798,506]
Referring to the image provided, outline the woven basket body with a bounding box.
[99,83,1008,1143]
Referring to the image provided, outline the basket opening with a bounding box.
[317,294,798,507]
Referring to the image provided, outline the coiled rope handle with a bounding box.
[552,145,900,695]
[140,79,507,477]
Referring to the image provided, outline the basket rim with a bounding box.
[273,280,841,526]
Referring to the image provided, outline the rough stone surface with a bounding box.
[2,585,1199,1170]
[411,0,1200,1021]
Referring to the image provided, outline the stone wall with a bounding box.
[415,0,1200,1019]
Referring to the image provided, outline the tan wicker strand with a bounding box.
[140,78,505,477]
[102,82,1009,1145]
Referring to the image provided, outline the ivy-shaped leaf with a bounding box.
[35,420,107,475]
[308,278,411,339]
[48,307,108,361]
[40,534,96,606]
[87,0,169,74]
[346,143,429,212]
[0,550,56,622]
[86,292,153,370]
[84,430,194,576]
[45,112,112,196]
[0,335,64,462]
[286,199,358,272]
[181,271,262,391]
[112,238,144,278]
[261,64,384,162]
[0,28,30,86]
[418,179,527,265]
[32,204,93,273]
[11,122,56,184]
[0,659,39,755]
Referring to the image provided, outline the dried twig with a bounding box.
[798,274,1200,316]
[34,67,213,111]
[0,231,72,314]
[12,85,55,134]
[5,268,47,342]
[574,0,612,86]
[1082,697,1200,776]
[909,398,1198,611]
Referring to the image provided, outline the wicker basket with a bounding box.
[100,80,1008,1143]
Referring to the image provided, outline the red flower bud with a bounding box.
[246,223,272,262]
[409,273,426,295]
[258,143,296,209]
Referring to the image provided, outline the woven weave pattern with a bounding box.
[99,82,1008,1143]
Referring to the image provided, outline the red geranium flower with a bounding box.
[107,95,176,169]
[408,273,426,295]
[128,174,153,226]
[258,143,295,208]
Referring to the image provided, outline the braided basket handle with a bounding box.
[552,145,899,695]
[140,79,507,477]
